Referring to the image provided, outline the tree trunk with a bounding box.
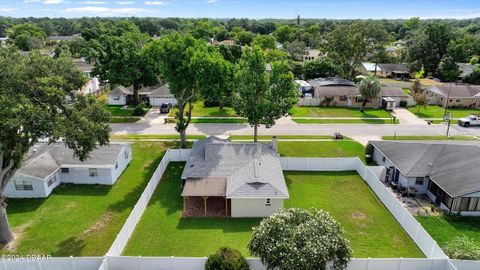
[219,99,224,111]
[0,200,13,245]
[360,99,367,113]
[132,84,140,106]
[179,130,187,149]
[253,124,258,142]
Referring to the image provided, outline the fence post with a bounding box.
[430,242,437,258]
[137,256,142,270]
[70,256,74,270]
[365,257,370,270]
[397,257,403,270]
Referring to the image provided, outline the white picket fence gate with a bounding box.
[2,152,480,270]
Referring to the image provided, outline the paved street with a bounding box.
[111,121,480,137]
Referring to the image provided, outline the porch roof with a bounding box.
[182,178,226,197]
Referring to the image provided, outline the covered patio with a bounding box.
[181,178,230,217]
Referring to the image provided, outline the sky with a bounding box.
[1,0,480,19]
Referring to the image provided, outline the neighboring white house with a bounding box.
[107,84,177,106]
[370,140,480,216]
[5,142,132,198]
[74,58,101,95]
[180,136,288,218]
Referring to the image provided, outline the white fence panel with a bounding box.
[0,257,103,270]
[168,149,190,162]
[106,256,208,270]
[451,259,480,270]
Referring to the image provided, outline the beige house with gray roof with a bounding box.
[181,136,288,218]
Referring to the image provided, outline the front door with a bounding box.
[347,97,352,107]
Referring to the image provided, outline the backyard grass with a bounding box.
[168,100,238,117]
[382,135,477,141]
[228,135,346,140]
[108,105,149,117]
[293,119,399,124]
[123,164,423,258]
[166,117,247,124]
[416,214,480,252]
[278,141,365,162]
[407,105,480,119]
[289,106,392,118]
[1,141,177,256]
[285,171,424,258]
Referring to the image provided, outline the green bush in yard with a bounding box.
[132,104,146,116]
[445,236,480,260]
[205,247,250,270]
[399,100,408,107]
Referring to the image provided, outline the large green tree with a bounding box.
[7,23,47,51]
[92,32,158,105]
[252,35,276,50]
[358,75,381,112]
[326,22,388,79]
[249,208,351,270]
[404,23,454,75]
[303,58,338,79]
[233,46,298,142]
[144,33,208,148]
[0,48,110,244]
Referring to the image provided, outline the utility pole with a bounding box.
[445,111,451,137]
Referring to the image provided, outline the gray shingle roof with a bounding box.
[181,136,288,198]
[148,84,174,97]
[428,84,480,98]
[307,77,356,87]
[107,84,171,96]
[18,143,129,179]
[378,63,409,73]
[371,140,480,197]
[380,87,409,97]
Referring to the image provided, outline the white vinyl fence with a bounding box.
[0,257,103,270]
[451,260,480,270]
[107,149,190,256]
[279,157,447,259]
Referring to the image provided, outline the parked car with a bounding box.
[458,115,480,127]
[159,103,172,114]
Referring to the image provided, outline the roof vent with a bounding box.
[190,164,194,168]
[428,162,433,167]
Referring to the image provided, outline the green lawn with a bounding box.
[278,141,366,162]
[1,141,177,256]
[382,135,477,141]
[166,117,247,124]
[293,119,399,124]
[168,101,238,117]
[108,105,149,117]
[123,164,423,258]
[229,135,345,140]
[407,106,480,119]
[416,215,480,252]
[111,134,207,140]
[285,171,424,258]
[110,117,141,123]
[289,106,392,118]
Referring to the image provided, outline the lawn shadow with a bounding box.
[176,217,260,233]
[147,162,185,216]
[52,236,86,256]
[53,183,112,196]
[5,198,47,214]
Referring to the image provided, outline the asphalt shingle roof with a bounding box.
[378,63,409,73]
[428,84,480,98]
[181,136,288,198]
[371,140,480,197]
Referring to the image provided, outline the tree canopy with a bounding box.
[358,76,381,112]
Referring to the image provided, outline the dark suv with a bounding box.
[159,103,172,113]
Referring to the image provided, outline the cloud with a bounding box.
[24,0,41,3]
[144,1,165,5]
[117,1,134,4]
[80,1,107,4]
[0,7,16,12]
[63,6,150,15]
[207,0,219,3]
[42,0,65,4]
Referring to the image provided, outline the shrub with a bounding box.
[365,143,374,163]
[132,104,146,116]
[470,56,478,65]
[399,100,408,107]
[445,236,480,260]
[205,247,250,270]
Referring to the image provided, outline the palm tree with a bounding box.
[358,75,381,112]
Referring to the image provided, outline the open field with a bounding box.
[168,101,238,117]
[407,106,480,119]
[1,141,177,256]
[123,164,423,258]
[289,106,392,118]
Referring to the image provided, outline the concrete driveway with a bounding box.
[392,108,427,125]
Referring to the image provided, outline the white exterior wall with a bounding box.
[149,96,177,106]
[108,95,127,105]
[110,144,132,183]
[60,167,113,185]
[230,198,284,217]
[5,174,49,198]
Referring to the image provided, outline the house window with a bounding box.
[113,96,120,101]
[89,168,98,177]
[456,99,461,103]
[382,156,386,162]
[124,149,129,159]
[115,162,118,169]
[14,179,33,191]
[61,168,69,173]
[356,97,365,103]
[340,96,347,101]
[265,198,271,206]
[47,175,57,187]
[415,177,424,185]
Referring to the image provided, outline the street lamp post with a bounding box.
[444,111,451,137]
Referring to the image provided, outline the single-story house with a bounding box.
[425,84,480,108]
[5,142,132,198]
[107,84,177,106]
[73,58,101,95]
[371,141,480,216]
[457,63,479,81]
[181,136,288,218]
[300,77,409,108]
[302,49,321,61]
[357,63,413,80]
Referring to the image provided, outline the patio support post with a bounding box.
[202,196,208,216]
[183,197,186,213]
[224,196,227,216]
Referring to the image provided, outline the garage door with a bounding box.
[150,97,177,106]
